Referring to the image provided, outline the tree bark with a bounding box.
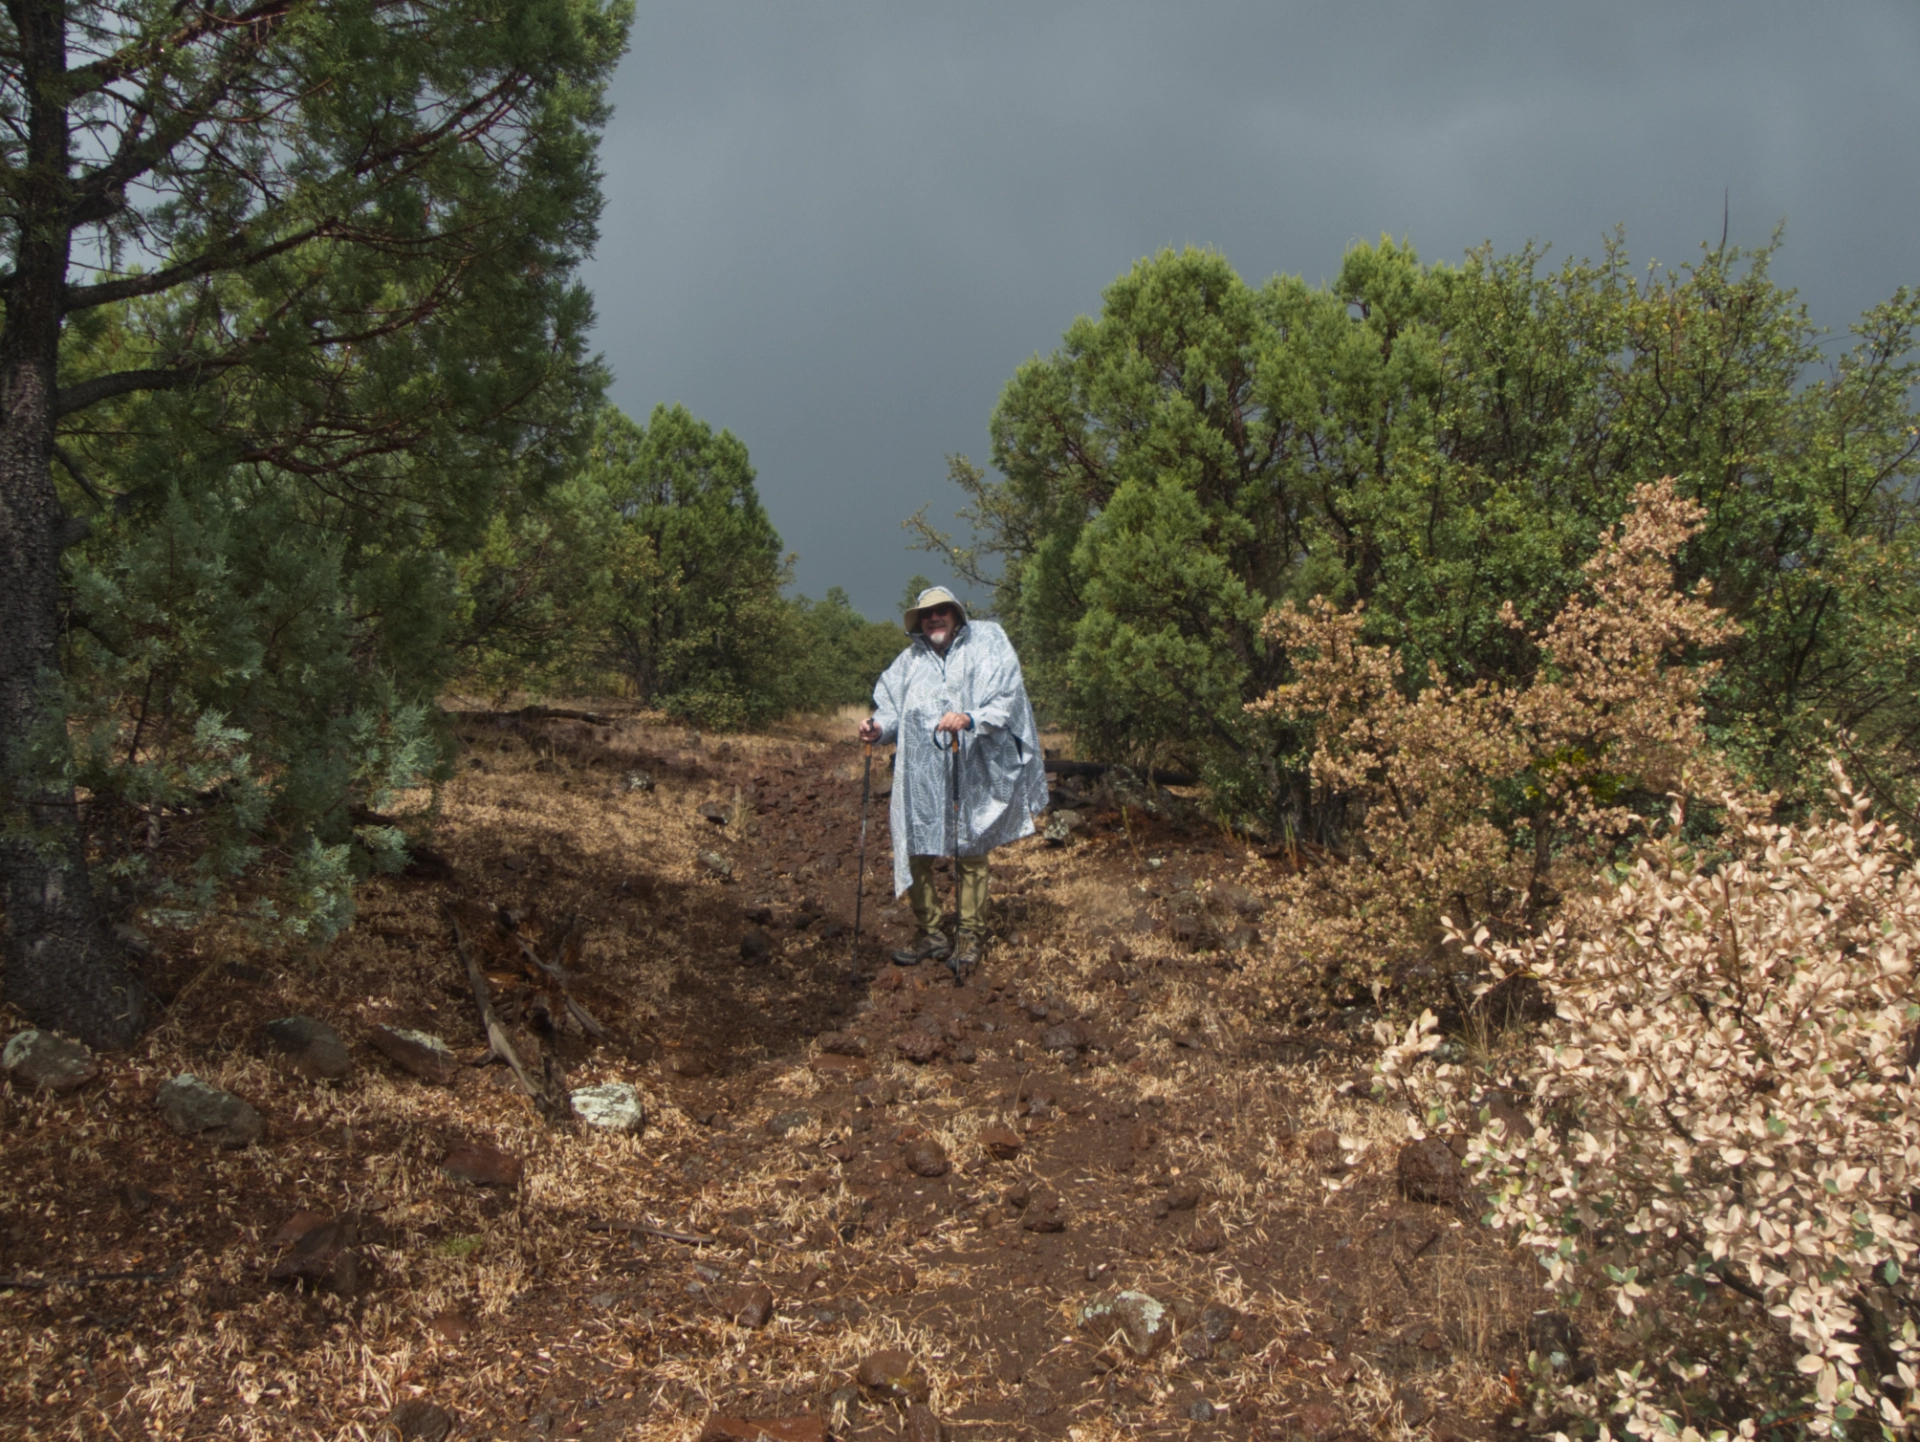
[0,0,149,1049]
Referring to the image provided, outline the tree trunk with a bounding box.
[0,0,149,1049]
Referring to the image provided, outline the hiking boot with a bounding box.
[891,929,950,967]
[948,932,983,979]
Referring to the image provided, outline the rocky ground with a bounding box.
[0,706,1571,1441]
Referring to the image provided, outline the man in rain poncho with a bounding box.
[857,586,1047,972]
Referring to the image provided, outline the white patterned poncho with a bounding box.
[869,619,1048,898]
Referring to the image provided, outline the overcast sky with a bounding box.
[581,2,1920,623]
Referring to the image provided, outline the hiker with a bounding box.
[858,586,1047,971]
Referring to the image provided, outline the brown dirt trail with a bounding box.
[0,707,1555,1441]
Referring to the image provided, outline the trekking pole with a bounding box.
[946,728,964,987]
[848,741,874,983]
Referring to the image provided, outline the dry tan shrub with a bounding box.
[1382,763,1920,1442]
[1247,477,1735,1004]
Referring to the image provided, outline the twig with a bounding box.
[0,1262,182,1291]
[512,920,608,1039]
[582,1218,714,1245]
[448,903,571,1122]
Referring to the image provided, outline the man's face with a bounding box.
[922,604,959,650]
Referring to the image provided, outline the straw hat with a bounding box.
[903,585,967,635]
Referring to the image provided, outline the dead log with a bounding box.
[1044,758,1199,787]
[448,902,574,1123]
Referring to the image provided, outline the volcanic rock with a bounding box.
[1020,1189,1066,1232]
[1200,1303,1239,1342]
[387,1399,454,1441]
[263,1016,351,1081]
[1397,1137,1463,1204]
[739,928,773,964]
[1396,1385,1434,1426]
[894,1029,943,1065]
[1164,1181,1202,1212]
[902,1137,950,1178]
[728,1282,774,1328]
[1293,1398,1344,1441]
[441,1142,522,1187]
[700,850,734,878]
[977,1125,1022,1160]
[856,1349,930,1402]
[2,1030,99,1092]
[906,1403,948,1442]
[1185,1217,1226,1254]
[155,1074,262,1148]
[766,1109,812,1139]
[1041,1018,1093,1052]
[368,1025,456,1085]
[268,1214,361,1296]
[817,1031,870,1058]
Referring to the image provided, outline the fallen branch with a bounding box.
[0,1262,182,1291]
[457,704,614,727]
[514,916,608,1040]
[582,1218,714,1245]
[448,902,573,1123]
[1045,758,1198,787]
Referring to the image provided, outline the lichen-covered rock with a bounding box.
[368,1025,455,1085]
[1079,1288,1173,1358]
[1043,809,1085,845]
[571,1082,646,1133]
[2,1030,99,1092]
[155,1074,263,1148]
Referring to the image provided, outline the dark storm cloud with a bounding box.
[583,2,1920,621]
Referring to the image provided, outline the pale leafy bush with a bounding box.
[1247,478,1734,1004]
[1381,768,1920,1441]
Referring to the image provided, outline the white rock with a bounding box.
[571,1082,646,1133]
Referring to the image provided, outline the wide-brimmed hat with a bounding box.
[904,586,967,635]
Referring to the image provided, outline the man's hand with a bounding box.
[857,718,882,743]
[934,711,972,736]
